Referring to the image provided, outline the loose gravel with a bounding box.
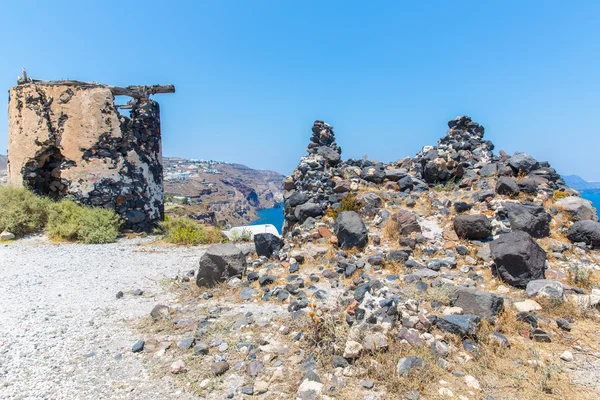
[0,237,203,400]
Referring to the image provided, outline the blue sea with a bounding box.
[251,203,284,233]
[581,190,600,211]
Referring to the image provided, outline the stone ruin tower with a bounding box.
[282,120,342,233]
[7,75,175,231]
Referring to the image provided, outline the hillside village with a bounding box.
[163,157,284,227]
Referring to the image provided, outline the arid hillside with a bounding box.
[163,157,284,227]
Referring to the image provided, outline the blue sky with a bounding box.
[1,1,599,179]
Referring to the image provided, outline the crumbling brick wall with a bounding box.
[7,81,165,231]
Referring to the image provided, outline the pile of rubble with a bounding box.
[134,117,600,399]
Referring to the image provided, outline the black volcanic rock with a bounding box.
[254,233,283,258]
[490,231,546,287]
[567,220,600,248]
[503,202,551,238]
[453,215,492,240]
[335,211,368,249]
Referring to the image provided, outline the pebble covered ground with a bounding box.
[0,237,202,400]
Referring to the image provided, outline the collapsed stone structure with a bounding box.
[7,77,174,230]
[283,116,571,234]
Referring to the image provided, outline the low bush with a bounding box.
[160,216,226,245]
[0,187,51,237]
[229,228,252,243]
[326,192,363,219]
[47,200,121,244]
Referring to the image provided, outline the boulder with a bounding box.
[335,211,368,249]
[254,233,283,258]
[394,211,422,235]
[451,287,504,318]
[496,176,520,196]
[384,168,407,182]
[508,152,539,173]
[478,163,497,177]
[567,220,600,248]
[453,215,492,240]
[517,178,539,194]
[490,231,546,287]
[557,197,598,221]
[294,202,323,223]
[436,314,481,336]
[503,203,551,238]
[361,165,385,183]
[397,176,414,191]
[285,191,309,208]
[197,244,247,287]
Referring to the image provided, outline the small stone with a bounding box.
[240,287,258,300]
[0,231,15,241]
[241,386,253,395]
[560,351,573,362]
[194,342,209,355]
[133,289,143,296]
[150,304,170,319]
[132,340,145,353]
[296,379,323,400]
[396,356,424,376]
[218,342,229,352]
[115,291,124,299]
[177,337,195,349]
[361,379,375,389]
[488,332,510,348]
[514,299,542,313]
[343,340,363,358]
[438,387,453,397]
[210,361,230,376]
[247,361,264,377]
[556,318,572,331]
[254,380,269,394]
[465,375,480,390]
[530,328,552,343]
[405,390,420,400]
[332,355,349,368]
[170,360,187,374]
[363,333,388,352]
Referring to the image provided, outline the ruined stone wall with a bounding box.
[7,82,164,230]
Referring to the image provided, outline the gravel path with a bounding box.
[0,237,203,400]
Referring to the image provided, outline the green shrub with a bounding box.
[326,192,363,219]
[0,187,51,237]
[160,216,226,245]
[47,200,121,244]
[229,228,252,243]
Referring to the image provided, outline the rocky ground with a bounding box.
[3,117,600,400]
[0,237,208,400]
[92,117,600,400]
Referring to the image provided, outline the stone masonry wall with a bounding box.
[7,82,164,231]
